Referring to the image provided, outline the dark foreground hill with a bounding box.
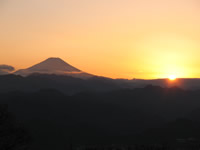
[1,86,200,149]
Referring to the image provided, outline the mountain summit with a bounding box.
[14,57,92,78]
[25,57,80,72]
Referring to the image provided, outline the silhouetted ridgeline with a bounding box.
[1,84,200,149]
[2,74,200,95]
[0,74,121,94]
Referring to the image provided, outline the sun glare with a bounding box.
[169,75,176,81]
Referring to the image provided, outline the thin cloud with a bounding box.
[0,65,15,75]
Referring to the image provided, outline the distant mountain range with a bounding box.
[14,57,93,79]
[1,57,200,93]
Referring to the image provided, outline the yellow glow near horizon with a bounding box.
[0,0,200,79]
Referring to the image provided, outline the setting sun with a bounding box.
[169,75,177,81]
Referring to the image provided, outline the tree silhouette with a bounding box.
[0,105,30,150]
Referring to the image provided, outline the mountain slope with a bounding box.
[14,57,93,78]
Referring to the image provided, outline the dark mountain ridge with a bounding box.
[2,74,200,94]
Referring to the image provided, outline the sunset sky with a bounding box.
[0,0,200,79]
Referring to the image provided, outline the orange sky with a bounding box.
[0,0,200,79]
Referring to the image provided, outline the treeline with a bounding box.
[0,104,30,149]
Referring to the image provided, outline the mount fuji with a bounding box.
[14,57,93,79]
